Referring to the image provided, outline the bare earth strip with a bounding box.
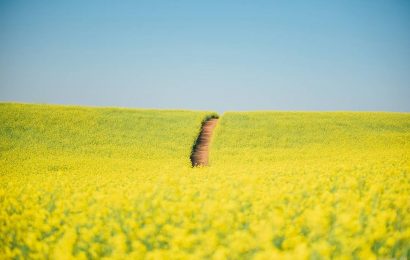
[190,118,218,166]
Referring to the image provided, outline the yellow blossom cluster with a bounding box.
[0,103,409,259]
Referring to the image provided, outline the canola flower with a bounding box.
[0,103,409,259]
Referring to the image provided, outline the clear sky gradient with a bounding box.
[1,0,409,112]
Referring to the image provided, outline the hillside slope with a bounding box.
[1,104,409,259]
[0,103,216,169]
[207,111,410,258]
[211,111,409,167]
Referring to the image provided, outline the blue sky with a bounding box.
[1,0,409,112]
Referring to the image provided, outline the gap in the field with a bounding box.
[190,117,219,167]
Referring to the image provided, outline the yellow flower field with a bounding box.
[0,103,409,259]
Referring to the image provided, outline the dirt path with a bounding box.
[190,118,218,166]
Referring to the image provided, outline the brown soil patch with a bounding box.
[190,118,218,166]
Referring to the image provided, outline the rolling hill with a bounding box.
[1,103,409,259]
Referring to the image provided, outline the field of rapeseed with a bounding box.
[1,103,409,259]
